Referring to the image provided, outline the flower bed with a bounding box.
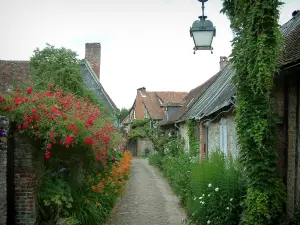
[0,86,132,224]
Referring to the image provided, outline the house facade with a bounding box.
[164,10,299,220]
[121,87,187,156]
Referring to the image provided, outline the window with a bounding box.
[220,118,228,157]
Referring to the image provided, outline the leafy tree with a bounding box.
[119,108,129,122]
[30,44,112,119]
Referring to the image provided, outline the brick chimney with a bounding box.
[85,43,101,80]
[137,87,146,96]
[219,56,229,71]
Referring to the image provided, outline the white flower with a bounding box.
[202,194,205,197]
[202,201,205,205]
[208,194,211,197]
[207,220,211,224]
[199,196,203,200]
[193,197,197,201]
[208,183,212,187]
[230,198,233,201]
[226,207,229,210]
[215,187,219,192]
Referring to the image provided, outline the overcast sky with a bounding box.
[1,0,299,109]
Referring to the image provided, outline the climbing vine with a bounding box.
[186,120,199,156]
[221,0,285,224]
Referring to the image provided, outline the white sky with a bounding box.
[1,0,299,109]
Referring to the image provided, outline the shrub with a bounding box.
[0,86,131,224]
[149,154,164,168]
[187,151,246,225]
[161,153,194,205]
[163,137,184,156]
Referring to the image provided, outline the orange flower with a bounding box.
[92,185,97,191]
[85,199,90,204]
[95,202,101,206]
[115,189,118,193]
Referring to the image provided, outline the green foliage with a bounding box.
[147,126,169,155]
[290,207,300,225]
[163,137,184,156]
[161,153,195,205]
[127,119,150,141]
[148,154,164,168]
[221,0,285,223]
[240,182,285,225]
[118,108,129,122]
[187,120,200,156]
[187,151,246,225]
[29,44,112,118]
[37,171,74,223]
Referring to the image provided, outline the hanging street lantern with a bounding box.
[190,0,216,54]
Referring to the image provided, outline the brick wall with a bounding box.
[14,131,36,225]
[199,123,206,160]
[85,43,101,79]
[135,88,146,120]
[0,120,36,225]
[139,138,154,157]
[0,116,9,225]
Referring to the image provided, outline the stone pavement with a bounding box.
[107,158,187,225]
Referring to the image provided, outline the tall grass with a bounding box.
[187,151,246,225]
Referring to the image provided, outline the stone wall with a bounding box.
[0,116,9,225]
[178,123,189,153]
[200,113,238,160]
[138,138,154,157]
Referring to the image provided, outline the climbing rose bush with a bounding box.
[0,85,115,165]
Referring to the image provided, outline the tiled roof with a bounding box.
[143,91,188,120]
[278,11,300,67]
[155,92,188,104]
[0,60,32,93]
[162,73,220,125]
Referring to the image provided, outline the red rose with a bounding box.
[65,136,74,145]
[32,108,37,114]
[47,144,52,150]
[45,152,51,159]
[26,87,33,95]
[45,91,52,97]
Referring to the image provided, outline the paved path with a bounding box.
[107,158,187,225]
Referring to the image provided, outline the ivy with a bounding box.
[187,120,199,156]
[221,0,285,224]
[127,119,150,141]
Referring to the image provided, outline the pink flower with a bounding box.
[47,144,52,150]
